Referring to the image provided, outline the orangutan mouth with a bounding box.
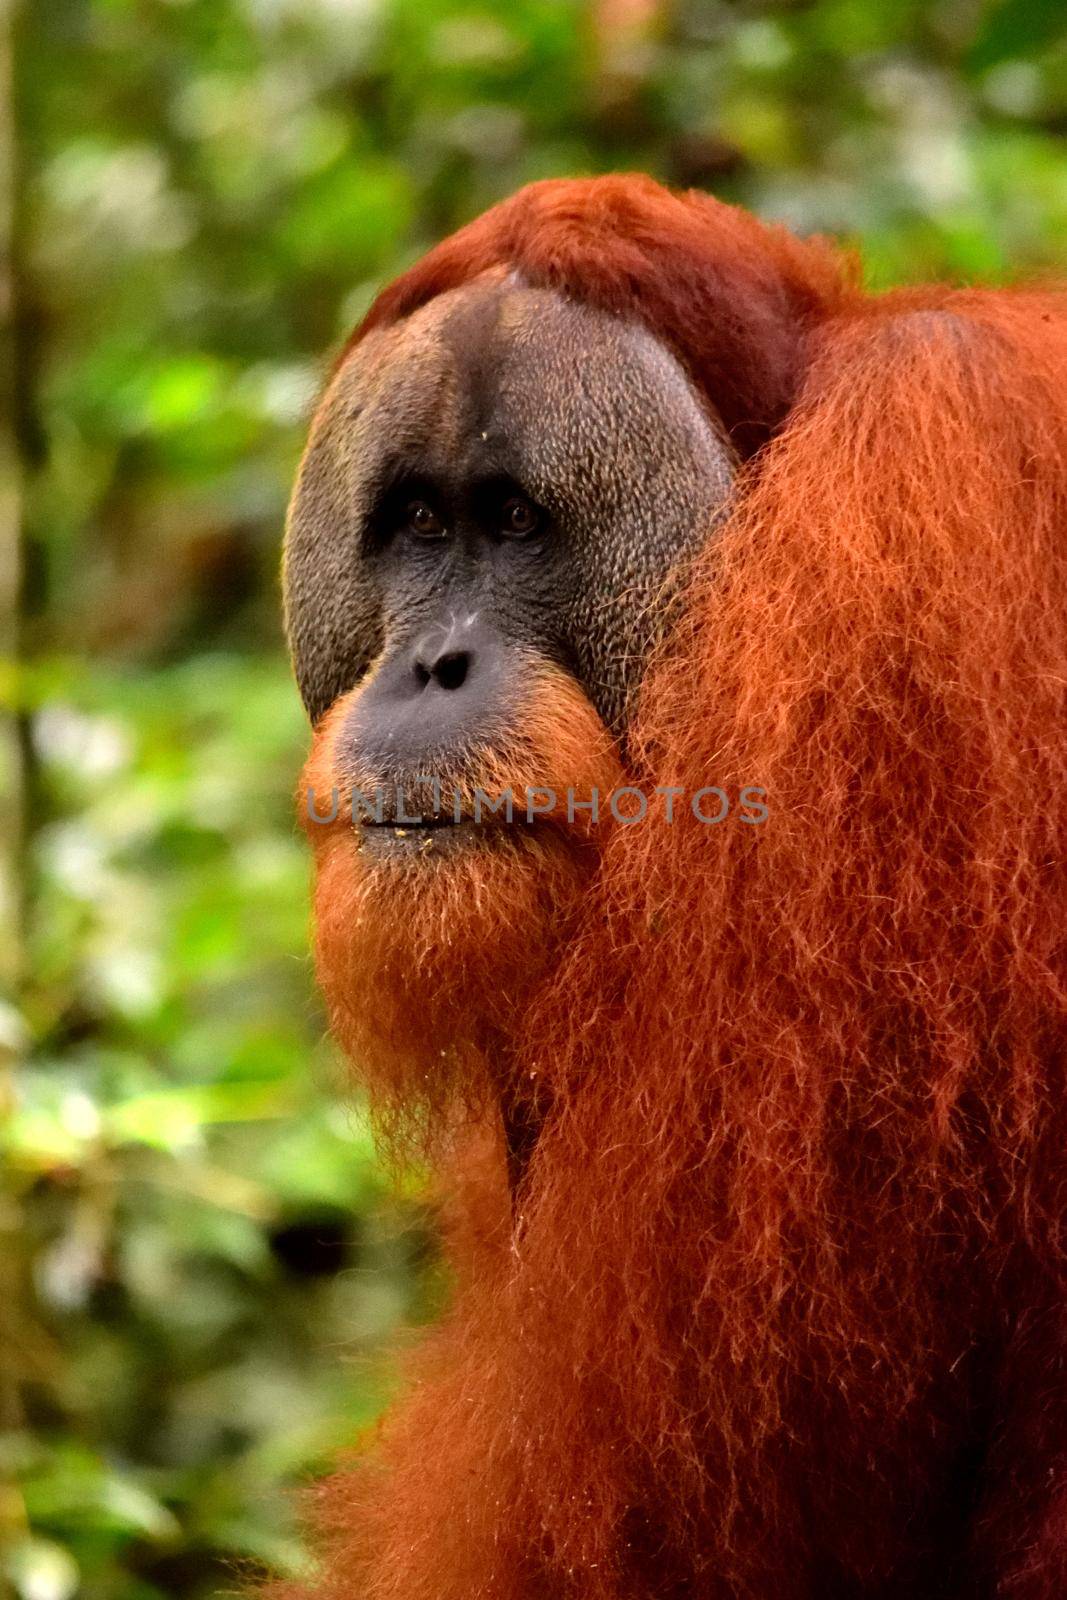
[356,815,498,858]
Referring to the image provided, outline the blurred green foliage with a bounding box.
[1,1,1064,1597]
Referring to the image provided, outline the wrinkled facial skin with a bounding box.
[285,276,736,862]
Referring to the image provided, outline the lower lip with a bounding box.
[356,819,489,858]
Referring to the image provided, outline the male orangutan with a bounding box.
[282,175,1067,1598]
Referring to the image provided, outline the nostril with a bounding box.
[411,628,477,694]
[432,650,470,692]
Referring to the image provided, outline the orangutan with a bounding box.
[281,174,1067,1599]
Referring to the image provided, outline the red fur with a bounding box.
[284,179,1067,1598]
[343,174,853,458]
[303,663,624,1149]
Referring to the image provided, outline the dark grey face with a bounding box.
[285,275,736,766]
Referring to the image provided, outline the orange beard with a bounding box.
[300,665,624,1145]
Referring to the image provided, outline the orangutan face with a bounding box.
[286,274,734,861]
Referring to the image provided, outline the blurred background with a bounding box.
[0,1,1063,1596]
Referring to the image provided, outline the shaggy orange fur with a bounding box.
[285,178,1067,1598]
[302,663,623,1142]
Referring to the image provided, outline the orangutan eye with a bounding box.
[406,500,446,540]
[500,496,540,539]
